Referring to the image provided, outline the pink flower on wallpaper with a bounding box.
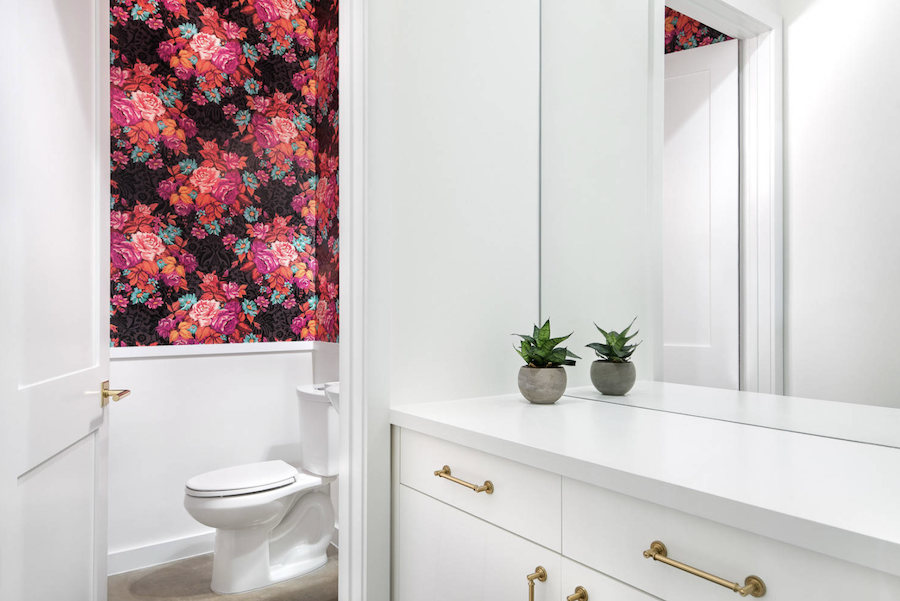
[212,171,241,204]
[189,299,220,326]
[223,152,241,169]
[317,300,336,333]
[252,241,279,274]
[212,41,241,74]
[190,166,221,193]
[131,91,166,121]
[271,117,299,144]
[255,0,281,22]
[161,272,182,287]
[110,211,130,230]
[111,241,141,269]
[189,32,222,60]
[110,66,131,86]
[251,223,271,239]
[131,232,167,261]
[272,0,298,19]
[271,240,299,267]
[255,124,280,149]
[212,301,241,335]
[222,21,241,40]
[222,281,242,299]
[111,97,142,127]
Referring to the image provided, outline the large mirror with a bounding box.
[540,0,900,447]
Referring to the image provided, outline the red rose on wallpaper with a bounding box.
[211,41,241,74]
[272,117,299,144]
[255,0,281,22]
[131,91,166,121]
[212,172,241,204]
[131,232,167,261]
[272,0,298,19]
[189,299,220,327]
[189,32,221,60]
[111,95,142,126]
[189,167,221,194]
[271,240,299,267]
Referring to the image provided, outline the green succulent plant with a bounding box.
[514,320,581,368]
[587,317,641,363]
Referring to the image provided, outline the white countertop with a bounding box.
[565,381,900,448]
[390,386,900,578]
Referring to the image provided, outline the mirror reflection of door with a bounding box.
[662,16,738,390]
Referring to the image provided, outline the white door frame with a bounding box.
[650,0,784,394]
[338,0,392,600]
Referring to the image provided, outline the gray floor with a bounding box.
[108,547,338,601]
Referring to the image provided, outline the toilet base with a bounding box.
[208,489,335,595]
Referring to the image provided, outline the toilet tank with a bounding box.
[297,384,339,476]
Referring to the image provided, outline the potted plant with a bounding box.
[586,318,641,396]
[514,320,581,404]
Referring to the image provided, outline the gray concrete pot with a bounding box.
[518,366,567,404]
[590,361,636,396]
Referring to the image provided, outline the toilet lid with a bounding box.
[185,460,299,497]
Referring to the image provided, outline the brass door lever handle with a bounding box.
[567,586,588,601]
[434,465,494,494]
[101,381,131,408]
[643,541,766,597]
[526,566,546,601]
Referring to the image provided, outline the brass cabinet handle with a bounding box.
[643,541,766,597]
[527,566,547,601]
[567,586,588,601]
[433,465,494,494]
[101,381,131,408]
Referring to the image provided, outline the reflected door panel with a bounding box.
[663,39,739,390]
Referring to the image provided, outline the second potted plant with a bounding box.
[586,318,641,396]
[514,320,580,404]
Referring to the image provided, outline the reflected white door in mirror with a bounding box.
[392,395,900,600]
[663,39,739,390]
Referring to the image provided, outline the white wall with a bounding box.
[107,347,336,574]
[780,0,900,407]
[367,0,542,407]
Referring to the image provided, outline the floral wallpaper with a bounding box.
[109,0,338,346]
[665,7,732,54]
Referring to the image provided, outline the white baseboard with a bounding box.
[109,525,340,576]
[108,531,216,576]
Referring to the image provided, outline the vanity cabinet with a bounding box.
[563,477,900,601]
[394,426,900,601]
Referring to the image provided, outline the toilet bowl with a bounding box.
[184,382,339,595]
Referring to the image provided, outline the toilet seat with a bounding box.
[186,460,320,498]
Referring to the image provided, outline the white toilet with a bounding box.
[184,382,340,594]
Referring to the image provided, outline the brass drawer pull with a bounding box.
[433,465,494,494]
[567,586,588,601]
[643,541,766,597]
[527,566,547,601]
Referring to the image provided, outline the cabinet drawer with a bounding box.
[562,477,900,601]
[398,485,561,601]
[400,429,561,551]
[561,557,655,601]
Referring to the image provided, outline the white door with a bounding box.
[0,0,111,599]
[663,39,739,390]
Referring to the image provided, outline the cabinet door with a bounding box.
[398,485,561,601]
[561,558,656,601]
